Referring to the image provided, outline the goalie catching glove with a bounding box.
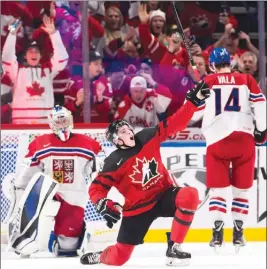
[186,80,210,107]
[96,198,122,228]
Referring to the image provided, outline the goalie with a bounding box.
[4,106,101,257]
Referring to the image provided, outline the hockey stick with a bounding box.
[256,147,260,223]
[170,2,200,82]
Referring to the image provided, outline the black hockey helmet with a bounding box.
[106,119,133,144]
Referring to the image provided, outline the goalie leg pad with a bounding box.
[8,172,58,256]
[36,199,61,251]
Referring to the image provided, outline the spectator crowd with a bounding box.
[1,1,261,126]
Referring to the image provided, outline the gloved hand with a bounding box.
[95,198,122,228]
[254,127,266,146]
[186,80,210,107]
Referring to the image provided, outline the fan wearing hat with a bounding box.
[2,16,69,124]
[113,75,172,127]
[138,4,189,69]
[24,40,42,67]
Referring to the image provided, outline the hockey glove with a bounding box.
[96,198,122,228]
[254,127,267,146]
[186,80,210,107]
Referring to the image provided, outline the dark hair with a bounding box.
[106,119,132,143]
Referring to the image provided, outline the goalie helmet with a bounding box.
[48,105,73,141]
[106,119,133,144]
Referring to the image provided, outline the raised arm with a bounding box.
[155,81,210,143]
[2,19,21,83]
[41,16,69,76]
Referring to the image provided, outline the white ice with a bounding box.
[1,242,266,269]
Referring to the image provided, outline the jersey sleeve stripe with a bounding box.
[249,97,265,102]
[196,101,206,111]
[32,147,96,162]
[249,93,265,99]
[30,160,40,166]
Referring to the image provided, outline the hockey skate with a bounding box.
[209,221,224,253]
[80,251,102,265]
[166,240,191,266]
[233,220,246,253]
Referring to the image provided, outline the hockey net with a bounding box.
[0,124,121,246]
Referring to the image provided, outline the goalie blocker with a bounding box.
[7,172,60,256]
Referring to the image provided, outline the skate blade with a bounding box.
[166,257,190,266]
[234,243,245,254]
[20,254,30,258]
[210,244,222,254]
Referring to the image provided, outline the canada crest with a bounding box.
[130,157,161,188]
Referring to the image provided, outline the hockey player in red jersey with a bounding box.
[6,106,101,257]
[192,47,266,251]
[80,81,210,266]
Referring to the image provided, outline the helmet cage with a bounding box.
[48,106,73,141]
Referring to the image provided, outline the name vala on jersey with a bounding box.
[218,76,235,84]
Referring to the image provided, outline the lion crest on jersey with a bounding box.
[130,157,160,188]
[52,159,74,183]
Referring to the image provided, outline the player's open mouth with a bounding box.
[130,136,134,140]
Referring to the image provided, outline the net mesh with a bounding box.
[0,128,115,225]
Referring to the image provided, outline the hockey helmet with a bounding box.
[209,47,231,67]
[106,119,133,144]
[48,105,73,141]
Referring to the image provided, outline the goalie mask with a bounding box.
[106,119,135,148]
[48,106,73,141]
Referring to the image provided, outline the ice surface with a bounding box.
[1,242,266,269]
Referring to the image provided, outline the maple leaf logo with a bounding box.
[145,100,153,112]
[130,157,160,186]
[27,82,45,96]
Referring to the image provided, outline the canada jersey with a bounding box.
[16,133,101,208]
[193,73,266,146]
[89,101,198,216]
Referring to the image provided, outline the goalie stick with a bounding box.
[170,2,200,82]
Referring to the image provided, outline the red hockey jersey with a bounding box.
[89,101,198,216]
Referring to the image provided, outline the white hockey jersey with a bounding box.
[15,133,101,208]
[114,84,172,127]
[2,31,69,124]
[192,73,266,146]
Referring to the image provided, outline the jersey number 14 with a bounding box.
[214,88,241,116]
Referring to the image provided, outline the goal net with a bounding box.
[0,125,121,247]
